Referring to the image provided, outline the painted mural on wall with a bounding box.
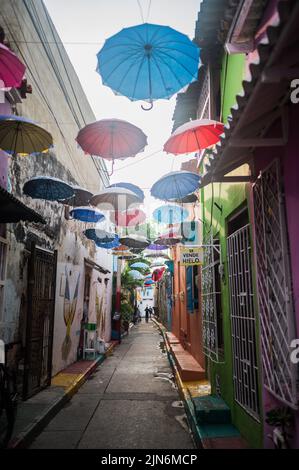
[61,267,81,361]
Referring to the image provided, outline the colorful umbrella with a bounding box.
[164,119,224,154]
[84,229,116,244]
[152,267,166,282]
[128,270,145,280]
[153,205,189,224]
[119,235,150,249]
[154,231,182,246]
[61,186,93,206]
[0,115,53,156]
[147,243,168,251]
[113,244,129,252]
[69,207,105,223]
[110,209,146,227]
[0,43,26,88]
[96,236,120,249]
[144,279,155,286]
[151,171,200,201]
[97,23,200,109]
[130,262,150,270]
[172,193,198,204]
[109,182,144,202]
[76,119,147,170]
[144,252,170,259]
[90,187,142,211]
[23,176,74,201]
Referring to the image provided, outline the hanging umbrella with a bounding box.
[144,279,155,286]
[113,244,129,252]
[153,205,189,224]
[97,23,200,109]
[90,187,142,211]
[76,119,147,172]
[109,182,144,202]
[114,253,136,260]
[84,229,116,244]
[61,186,93,206]
[96,236,120,249]
[172,193,198,204]
[151,171,200,201]
[129,248,145,255]
[69,207,105,223]
[110,208,146,227]
[152,267,166,282]
[154,231,182,246]
[119,234,150,249]
[147,243,168,251]
[23,176,74,201]
[0,43,26,88]
[128,270,145,280]
[144,252,170,259]
[130,262,150,270]
[164,119,224,154]
[0,115,53,156]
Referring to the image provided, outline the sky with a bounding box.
[44,0,201,218]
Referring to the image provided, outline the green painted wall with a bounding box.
[201,53,263,448]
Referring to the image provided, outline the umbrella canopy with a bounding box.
[128,270,144,280]
[153,205,189,224]
[90,187,142,211]
[114,253,136,260]
[0,115,53,156]
[0,43,26,88]
[76,119,147,162]
[154,231,182,246]
[151,171,200,201]
[84,229,116,244]
[23,176,74,201]
[144,279,155,286]
[144,252,170,259]
[172,193,198,204]
[96,236,120,249]
[130,262,150,270]
[69,207,105,223]
[147,243,168,251]
[152,267,166,282]
[61,186,93,207]
[113,244,129,252]
[97,23,200,107]
[109,182,144,202]
[164,119,224,155]
[119,235,150,249]
[110,208,146,227]
[129,248,145,255]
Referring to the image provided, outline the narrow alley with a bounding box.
[29,322,194,449]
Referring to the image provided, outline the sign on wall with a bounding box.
[180,247,203,266]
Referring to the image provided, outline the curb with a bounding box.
[152,318,203,449]
[9,343,117,449]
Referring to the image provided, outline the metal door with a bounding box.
[23,244,57,399]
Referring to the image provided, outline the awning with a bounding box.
[0,185,46,224]
[84,258,111,275]
[200,0,299,187]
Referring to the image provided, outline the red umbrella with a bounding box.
[76,119,147,174]
[164,119,224,155]
[152,267,165,282]
[0,43,26,88]
[111,209,146,227]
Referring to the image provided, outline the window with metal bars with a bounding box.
[253,159,298,409]
[227,212,260,420]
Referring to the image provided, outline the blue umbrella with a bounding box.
[151,171,200,201]
[69,207,105,223]
[109,182,144,202]
[97,23,200,109]
[130,262,149,270]
[128,270,144,280]
[144,279,155,285]
[84,229,116,244]
[153,205,189,224]
[147,243,168,251]
[96,236,120,249]
[23,176,74,201]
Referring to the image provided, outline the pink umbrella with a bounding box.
[110,209,146,227]
[164,119,224,155]
[0,43,26,88]
[76,119,147,174]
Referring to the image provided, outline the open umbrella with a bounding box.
[23,176,74,201]
[76,119,147,173]
[90,187,142,212]
[0,43,26,88]
[154,231,182,246]
[69,207,105,223]
[172,193,198,204]
[0,115,53,156]
[144,252,170,259]
[97,23,200,109]
[152,267,166,282]
[96,236,120,249]
[61,186,93,207]
[151,171,200,201]
[164,119,224,154]
[113,244,129,252]
[128,270,145,280]
[119,235,150,250]
[109,182,144,202]
[130,262,150,270]
[84,229,116,244]
[153,205,189,225]
[110,208,146,227]
[147,243,168,251]
[129,248,145,255]
[144,279,155,286]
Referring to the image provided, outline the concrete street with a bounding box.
[29,321,194,449]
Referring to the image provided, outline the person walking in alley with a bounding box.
[149,306,153,318]
[145,305,150,323]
